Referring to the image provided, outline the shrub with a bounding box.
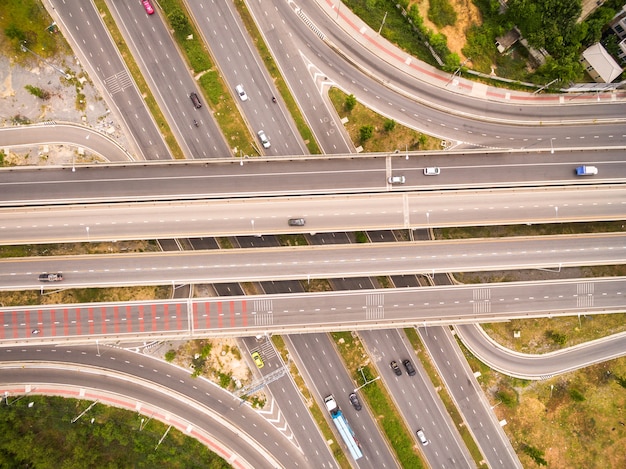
[25,84,50,100]
[359,125,374,142]
[164,349,176,362]
[345,94,357,111]
[383,119,396,132]
[428,0,457,28]
[569,388,585,402]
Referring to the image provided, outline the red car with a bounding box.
[142,0,155,15]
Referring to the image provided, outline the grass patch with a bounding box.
[0,395,229,467]
[0,240,159,258]
[92,0,183,159]
[328,88,440,152]
[481,313,626,354]
[405,328,486,466]
[435,221,626,240]
[331,332,426,468]
[0,0,67,60]
[233,0,320,154]
[456,334,626,468]
[277,234,309,246]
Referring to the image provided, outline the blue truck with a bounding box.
[324,395,363,461]
[575,165,598,176]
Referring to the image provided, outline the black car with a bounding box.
[288,218,305,226]
[189,92,202,108]
[349,392,362,411]
[39,273,63,282]
[403,359,416,376]
[390,360,402,376]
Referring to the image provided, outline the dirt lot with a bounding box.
[411,0,482,61]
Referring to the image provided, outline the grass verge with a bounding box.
[331,331,426,468]
[404,327,486,466]
[456,337,626,469]
[233,0,320,154]
[328,88,441,152]
[93,0,183,159]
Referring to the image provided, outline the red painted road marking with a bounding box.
[242,300,247,327]
[151,304,157,332]
[176,304,182,330]
[63,309,69,336]
[12,311,19,339]
[163,304,169,330]
[114,306,120,334]
[230,301,235,327]
[193,302,198,331]
[204,302,211,329]
[50,310,56,336]
[37,309,43,329]
[75,308,81,335]
[138,305,144,333]
[217,302,223,328]
[88,308,94,335]
[126,306,132,333]
[101,307,107,334]
[0,312,4,339]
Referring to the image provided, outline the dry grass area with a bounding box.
[411,0,482,61]
[0,240,159,258]
[482,313,626,354]
[459,341,626,468]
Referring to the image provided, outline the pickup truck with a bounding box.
[575,165,598,176]
[39,273,63,282]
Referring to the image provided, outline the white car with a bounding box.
[388,175,405,184]
[258,130,270,149]
[423,167,441,176]
[416,429,429,446]
[235,84,248,101]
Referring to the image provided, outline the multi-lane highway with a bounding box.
[1,149,625,206]
[2,233,624,290]
[1,277,623,344]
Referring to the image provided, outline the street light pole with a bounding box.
[550,138,555,154]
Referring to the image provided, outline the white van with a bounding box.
[423,167,440,176]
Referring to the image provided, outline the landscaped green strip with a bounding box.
[404,327,487,467]
[233,0,321,154]
[271,335,351,468]
[331,331,426,468]
[158,0,256,156]
[93,0,184,160]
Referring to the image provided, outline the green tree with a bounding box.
[168,8,190,35]
[359,125,374,142]
[383,119,396,132]
[345,94,357,111]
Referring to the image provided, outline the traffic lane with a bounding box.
[286,333,399,468]
[360,329,475,468]
[107,0,230,159]
[189,0,307,156]
[3,186,625,244]
[0,125,132,162]
[419,326,522,468]
[2,277,624,345]
[0,345,307,468]
[0,368,267,469]
[3,233,625,288]
[48,0,169,160]
[246,0,354,154]
[455,323,626,379]
[239,335,339,467]
[3,150,626,205]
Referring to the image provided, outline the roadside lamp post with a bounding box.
[550,138,555,154]
[354,367,381,392]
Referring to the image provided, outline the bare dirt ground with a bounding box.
[0,54,129,165]
[411,0,482,61]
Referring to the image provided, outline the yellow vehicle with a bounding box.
[251,351,264,369]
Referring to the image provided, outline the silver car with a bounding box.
[258,130,271,149]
